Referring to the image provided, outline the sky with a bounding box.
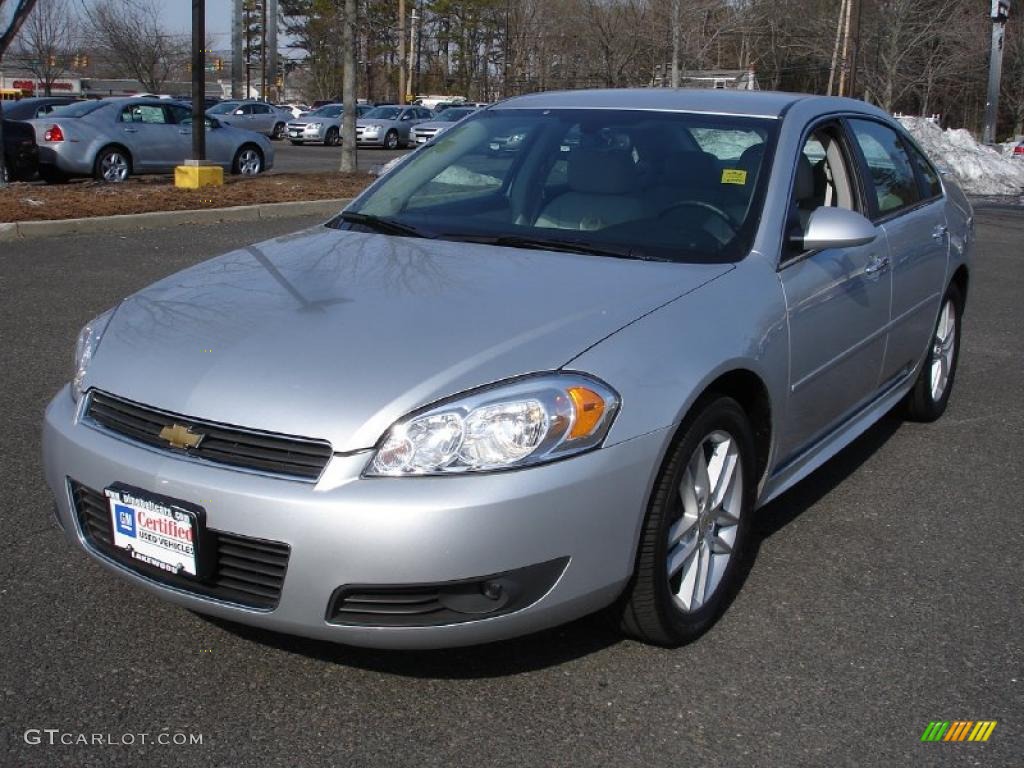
[160,1,235,48]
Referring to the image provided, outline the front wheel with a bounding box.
[904,284,963,422]
[384,130,399,150]
[618,395,755,646]
[93,147,131,183]
[324,127,340,146]
[232,145,263,176]
[272,122,286,140]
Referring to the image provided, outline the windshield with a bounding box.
[438,108,475,122]
[208,102,239,114]
[342,108,777,263]
[50,100,106,118]
[310,105,342,117]
[364,106,401,120]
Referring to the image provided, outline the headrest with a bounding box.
[795,154,816,203]
[738,143,764,172]
[662,151,718,188]
[568,148,639,195]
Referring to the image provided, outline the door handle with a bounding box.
[932,224,949,240]
[122,127,138,133]
[864,254,890,275]
[178,129,191,135]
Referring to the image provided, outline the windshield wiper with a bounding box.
[447,234,671,262]
[338,211,436,239]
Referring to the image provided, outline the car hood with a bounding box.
[358,119,395,129]
[415,121,454,131]
[86,227,731,452]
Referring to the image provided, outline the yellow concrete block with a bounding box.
[174,164,224,189]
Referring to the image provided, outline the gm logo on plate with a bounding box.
[115,504,136,538]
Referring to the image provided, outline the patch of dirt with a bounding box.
[0,172,373,223]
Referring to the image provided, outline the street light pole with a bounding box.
[192,0,206,162]
[983,0,1011,144]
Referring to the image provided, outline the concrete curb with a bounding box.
[0,198,351,243]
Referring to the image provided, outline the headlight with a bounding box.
[72,308,115,401]
[365,373,619,476]
[363,126,379,135]
[309,122,322,129]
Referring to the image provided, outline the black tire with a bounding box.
[325,128,340,146]
[904,283,963,422]
[290,140,303,146]
[384,129,399,150]
[232,145,264,176]
[272,122,286,140]
[93,146,131,183]
[618,395,756,646]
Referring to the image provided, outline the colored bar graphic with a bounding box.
[921,720,996,742]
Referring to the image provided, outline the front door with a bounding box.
[776,121,892,461]
[116,103,180,171]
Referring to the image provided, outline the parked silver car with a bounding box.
[31,98,274,183]
[43,90,972,649]
[356,104,433,148]
[207,100,289,140]
[286,103,370,145]
[411,106,479,145]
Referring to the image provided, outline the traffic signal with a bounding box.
[275,75,283,88]
[215,58,224,72]
[48,55,57,67]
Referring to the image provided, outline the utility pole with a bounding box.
[340,0,358,173]
[670,0,680,88]
[827,0,847,96]
[231,0,243,98]
[983,0,1011,144]
[191,0,206,161]
[398,0,406,104]
[260,0,267,99]
[838,0,854,96]
[408,4,418,102]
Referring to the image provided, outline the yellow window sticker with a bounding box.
[721,169,747,185]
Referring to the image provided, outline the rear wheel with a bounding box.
[619,396,755,646]
[290,140,303,146]
[324,128,340,146]
[384,129,399,150]
[93,147,131,183]
[232,145,263,176]
[904,283,963,422]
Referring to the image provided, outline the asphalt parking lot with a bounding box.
[0,208,1021,767]
[270,140,409,175]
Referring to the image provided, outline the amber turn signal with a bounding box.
[567,386,606,439]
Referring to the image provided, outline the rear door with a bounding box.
[846,118,949,385]
[251,103,275,135]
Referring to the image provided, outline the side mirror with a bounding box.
[233,109,244,115]
[794,207,878,251]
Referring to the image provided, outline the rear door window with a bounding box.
[848,119,921,217]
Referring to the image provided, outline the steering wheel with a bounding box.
[658,200,738,235]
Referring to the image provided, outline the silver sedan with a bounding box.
[42,89,971,649]
[356,104,433,148]
[31,98,274,183]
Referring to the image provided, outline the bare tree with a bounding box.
[339,0,357,173]
[82,0,187,92]
[12,0,77,96]
[1,0,39,187]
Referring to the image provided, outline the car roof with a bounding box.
[493,88,879,119]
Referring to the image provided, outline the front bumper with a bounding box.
[42,386,665,649]
[355,131,386,146]
[286,124,326,142]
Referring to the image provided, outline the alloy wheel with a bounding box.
[667,430,743,613]
[101,152,129,182]
[237,149,262,175]
[930,298,957,402]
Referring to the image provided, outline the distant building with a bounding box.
[651,67,759,91]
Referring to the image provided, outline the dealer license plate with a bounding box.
[105,486,201,577]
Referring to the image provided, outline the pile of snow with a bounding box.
[898,116,1024,196]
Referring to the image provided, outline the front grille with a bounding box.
[71,481,289,609]
[86,390,332,481]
